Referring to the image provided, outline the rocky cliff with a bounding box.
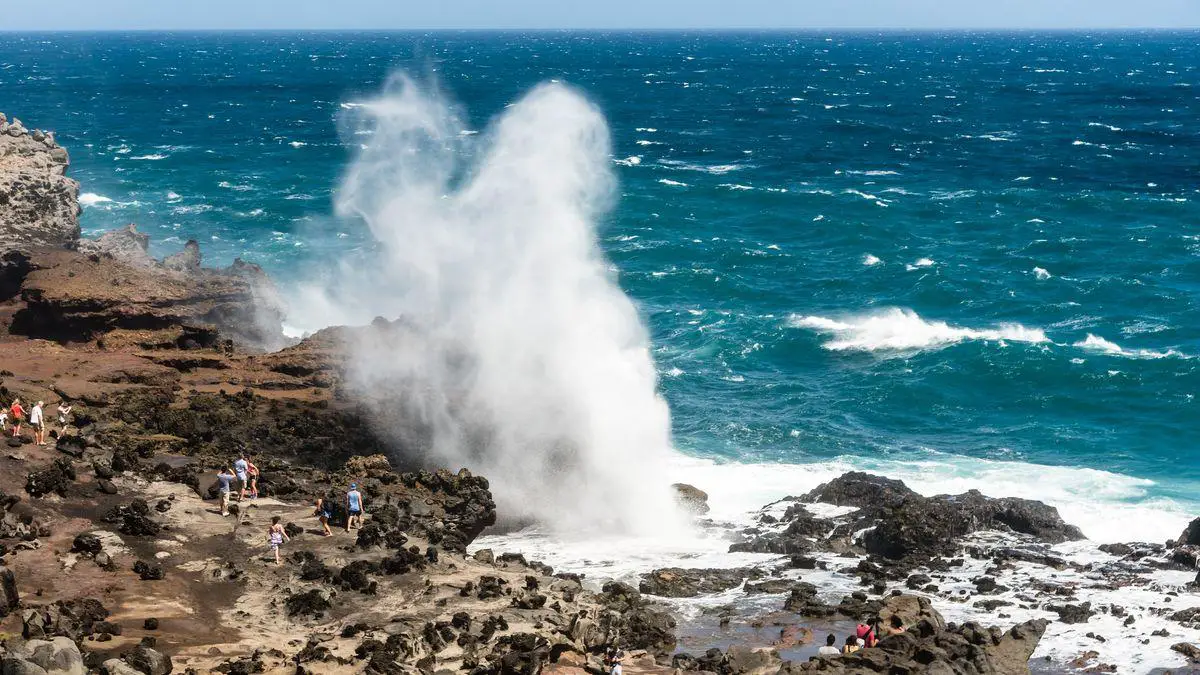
[0,113,80,251]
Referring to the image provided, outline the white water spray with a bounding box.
[297,75,683,535]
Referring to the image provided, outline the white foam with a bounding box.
[129,154,167,160]
[1073,334,1185,360]
[1033,266,1052,280]
[905,257,935,270]
[289,141,307,148]
[788,308,1049,353]
[658,179,688,187]
[79,193,112,207]
[719,184,753,191]
[614,155,642,166]
[862,254,881,266]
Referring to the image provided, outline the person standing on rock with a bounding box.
[856,622,877,648]
[246,455,260,500]
[234,453,250,501]
[818,634,840,656]
[345,483,364,531]
[314,498,333,537]
[10,398,24,438]
[29,401,45,446]
[0,406,8,435]
[216,467,236,516]
[57,402,72,430]
[268,515,290,565]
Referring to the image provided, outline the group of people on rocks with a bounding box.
[817,617,906,657]
[211,455,367,565]
[1,398,72,445]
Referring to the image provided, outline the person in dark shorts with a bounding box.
[345,483,364,531]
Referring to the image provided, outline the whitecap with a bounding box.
[719,183,753,191]
[1073,334,1185,360]
[788,308,1048,353]
[289,141,307,148]
[1033,267,1051,280]
[862,254,881,266]
[658,179,688,187]
[79,193,113,207]
[129,154,166,161]
[614,155,642,167]
[905,257,935,270]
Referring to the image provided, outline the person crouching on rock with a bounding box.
[842,635,861,654]
[345,483,364,531]
[884,615,906,637]
[817,634,840,656]
[314,498,333,537]
[268,515,290,566]
[30,400,45,446]
[10,398,24,438]
[856,621,877,647]
[216,467,236,516]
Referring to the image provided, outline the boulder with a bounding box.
[877,594,945,631]
[1178,518,1200,546]
[101,659,143,675]
[15,636,86,675]
[1171,642,1200,661]
[1,566,18,617]
[123,644,172,675]
[75,225,152,266]
[71,533,103,556]
[639,567,762,598]
[0,657,49,675]
[672,483,710,514]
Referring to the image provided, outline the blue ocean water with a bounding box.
[2,31,1198,517]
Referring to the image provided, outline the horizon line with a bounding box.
[1,26,1199,33]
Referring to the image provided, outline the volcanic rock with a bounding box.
[640,567,763,597]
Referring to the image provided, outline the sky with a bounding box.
[1,0,1198,30]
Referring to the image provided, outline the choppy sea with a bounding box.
[3,31,1199,669]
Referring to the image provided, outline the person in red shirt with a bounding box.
[10,398,24,438]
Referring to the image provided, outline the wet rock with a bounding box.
[143,618,159,630]
[744,579,799,594]
[1047,601,1093,624]
[1171,642,1200,661]
[640,567,763,598]
[473,548,495,564]
[672,483,710,514]
[1178,518,1200,547]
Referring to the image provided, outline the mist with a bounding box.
[294,74,684,535]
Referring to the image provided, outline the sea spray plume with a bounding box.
[324,75,682,535]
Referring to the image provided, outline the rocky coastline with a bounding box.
[0,114,1197,674]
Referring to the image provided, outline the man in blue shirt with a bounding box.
[346,483,364,531]
[233,453,250,502]
[216,468,235,516]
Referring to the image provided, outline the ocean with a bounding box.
[2,31,1199,664]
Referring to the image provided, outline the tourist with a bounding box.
[234,453,250,501]
[314,498,333,537]
[267,515,290,566]
[30,400,45,446]
[10,398,24,438]
[842,635,861,654]
[216,467,236,516]
[57,402,72,429]
[345,483,364,531]
[857,622,877,647]
[885,615,906,636]
[0,406,8,434]
[246,455,259,499]
[817,634,840,656]
[605,648,623,675]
